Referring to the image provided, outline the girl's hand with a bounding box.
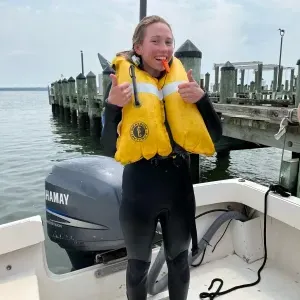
[107,74,132,107]
[178,69,205,103]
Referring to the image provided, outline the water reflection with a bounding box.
[50,114,103,156]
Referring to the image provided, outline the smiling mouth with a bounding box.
[155,56,167,62]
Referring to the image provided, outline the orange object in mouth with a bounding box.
[162,59,170,73]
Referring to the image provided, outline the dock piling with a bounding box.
[87,71,101,137]
[68,77,77,125]
[76,73,89,130]
[62,78,71,122]
[205,72,210,92]
[58,80,64,117]
[220,61,235,103]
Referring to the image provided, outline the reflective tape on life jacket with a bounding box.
[162,81,185,97]
[131,82,163,100]
[132,81,186,102]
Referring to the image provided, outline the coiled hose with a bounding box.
[147,210,248,296]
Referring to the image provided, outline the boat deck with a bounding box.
[143,254,300,300]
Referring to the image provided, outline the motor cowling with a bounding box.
[45,155,125,269]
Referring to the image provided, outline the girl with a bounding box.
[100,15,222,300]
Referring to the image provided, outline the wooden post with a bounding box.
[256,63,263,97]
[220,61,235,104]
[68,77,77,125]
[254,70,258,90]
[290,68,295,93]
[76,73,88,130]
[48,84,51,105]
[205,72,210,92]
[285,80,289,92]
[273,66,278,93]
[240,69,245,92]
[200,78,204,89]
[214,66,219,92]
[280,158,299,196]
[296,59,300,107]
[53,81,60,115]
[175,39,202,83]
[62,78,71,122]
[234,69,238,93]
[249,81,255,93]
[50,83,55,114]
[278,66,283,92]
[53,81,59,116]
[57,80,64,116]
[175,39,202,184]
[87,71,101,137]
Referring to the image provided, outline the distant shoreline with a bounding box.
[0,87,47,91]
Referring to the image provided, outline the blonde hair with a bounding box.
[116,15,173,60]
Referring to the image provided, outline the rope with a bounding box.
[274,109,295,141]
[199,185,290,299]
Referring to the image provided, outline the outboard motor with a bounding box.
[45,155,128,270]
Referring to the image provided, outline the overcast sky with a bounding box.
[0,0,299,87]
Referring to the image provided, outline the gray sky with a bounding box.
[0,0,299,87]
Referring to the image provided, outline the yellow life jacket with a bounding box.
[112,55,215,165]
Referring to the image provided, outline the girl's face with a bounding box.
[134,22,174,77]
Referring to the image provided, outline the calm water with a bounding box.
[0,91,284,273]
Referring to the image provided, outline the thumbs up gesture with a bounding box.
[107,74,132,107]
[178,69,205,103]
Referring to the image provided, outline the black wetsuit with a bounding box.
[100,72,222,300]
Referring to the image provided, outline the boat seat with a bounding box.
[0,273,40,300]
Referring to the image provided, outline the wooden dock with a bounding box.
[47,39,300,196]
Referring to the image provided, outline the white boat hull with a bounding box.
[1,178,300,299]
